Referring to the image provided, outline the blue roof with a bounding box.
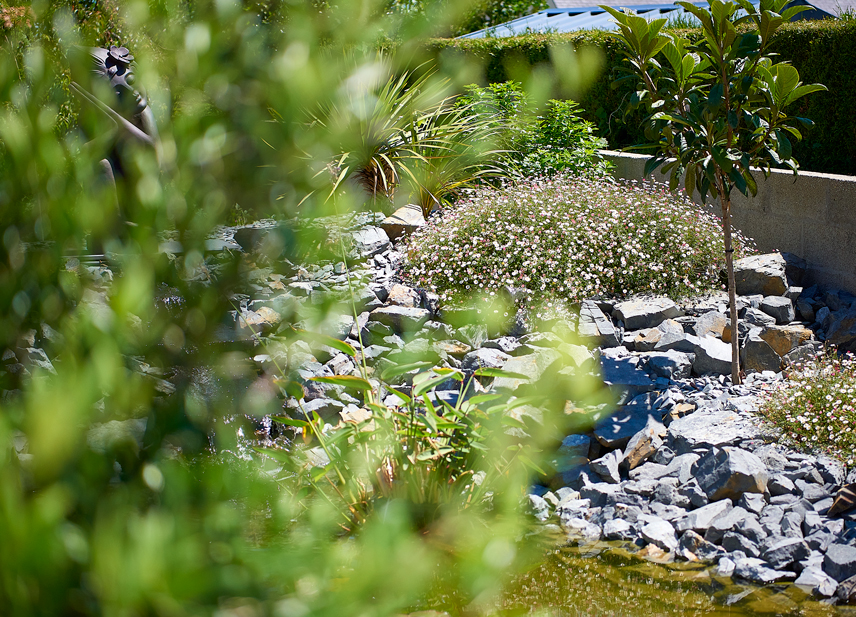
[459,0,830,38]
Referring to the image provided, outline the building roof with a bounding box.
[460,0,835,38]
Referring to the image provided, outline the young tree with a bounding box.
[602,0,826,384]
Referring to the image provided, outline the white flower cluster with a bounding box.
[402,174,756,305]
[761,352,856,463]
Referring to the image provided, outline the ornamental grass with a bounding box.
[402,175,756,306]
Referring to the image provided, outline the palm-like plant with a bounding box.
[312,62,507,217]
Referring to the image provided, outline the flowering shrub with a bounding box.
[402,175,756,305]
[760,352,856,464]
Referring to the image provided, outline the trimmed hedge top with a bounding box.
[428,19,856,176]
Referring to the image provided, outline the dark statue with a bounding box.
[71,45,160,248]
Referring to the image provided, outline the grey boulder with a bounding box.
[733,253,788,297]
[695,447,768,501]
[614,297,682,330]
[760,296,795,324]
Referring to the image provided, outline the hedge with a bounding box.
[427,19,856,176]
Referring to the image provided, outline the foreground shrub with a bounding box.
[403,175,756,305]
[760,352,856,464]
[458,81,612,178]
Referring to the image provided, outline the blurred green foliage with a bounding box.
[0,1,607,615]
[428,18,856,176]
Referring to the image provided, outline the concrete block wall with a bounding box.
[602,150,856,294]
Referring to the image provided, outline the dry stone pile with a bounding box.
[14,214,856,604]
[213,218,856,601]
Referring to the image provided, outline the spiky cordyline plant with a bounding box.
[311,61,507,216]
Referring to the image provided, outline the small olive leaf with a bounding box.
[295,329,356,357]
[473,367,529,380]
[518,453,548,476]
[310,375,373,391]
[380,361,434,381]
[269,415,310,428]
[276,380,305,400]
[774,128,793,160]
[432,367,464,381]
[252,446,293,464]
[684,163,697,198]
[466,393,503,406]
[744,169,758,196]
[413,374,453,398]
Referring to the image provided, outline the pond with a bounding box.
[492,544,852,617]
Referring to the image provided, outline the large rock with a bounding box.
[692,336,732,375]
[668,409,762,454]
[594,403,659,449]
[493,349,562,392]
[590,449,623,484]
[578,300,620,348]
[795,567,839,598]
[601,356,657,404]
[760,296,795,324]
[643,351,693,380]
[733,253,788,296]
[675,500,733,533]
[826,307,856,353]
[762,537,811,570]
[369,306,430,332]
[350,226,390,257]
[760,324,813,357]
[380,204,425,240]
[639,515,678,552]
[694,311,727,338]
[654,331,700,354]
[461,348,510,373]
[695,447,768,501]
[741,334,782,373]
[614,297,682,330]
[387,284,421,308]
[623,421,666,470]
[733,557,796,584]
[824,544,856,582]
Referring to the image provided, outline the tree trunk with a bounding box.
[721,194,741,385]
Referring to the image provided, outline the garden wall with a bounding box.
[602,150,856,294]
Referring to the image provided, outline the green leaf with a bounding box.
[466,393,503,406]
[310,375,373,391]
[708,83,723,110]
[784,83,827,108]
[294,329,356,357]
[252,446,293,463]
[771,63,799,107]
[413,373,454,398]
[269,415,310,428]
[684,163,697,198]
[278,380,305,400]
[518,454,547,475]
[385,388,412,404]
[473,367,530,380]
[380,361,434,381]
[774,128,792,160]
[432,367,464,381]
